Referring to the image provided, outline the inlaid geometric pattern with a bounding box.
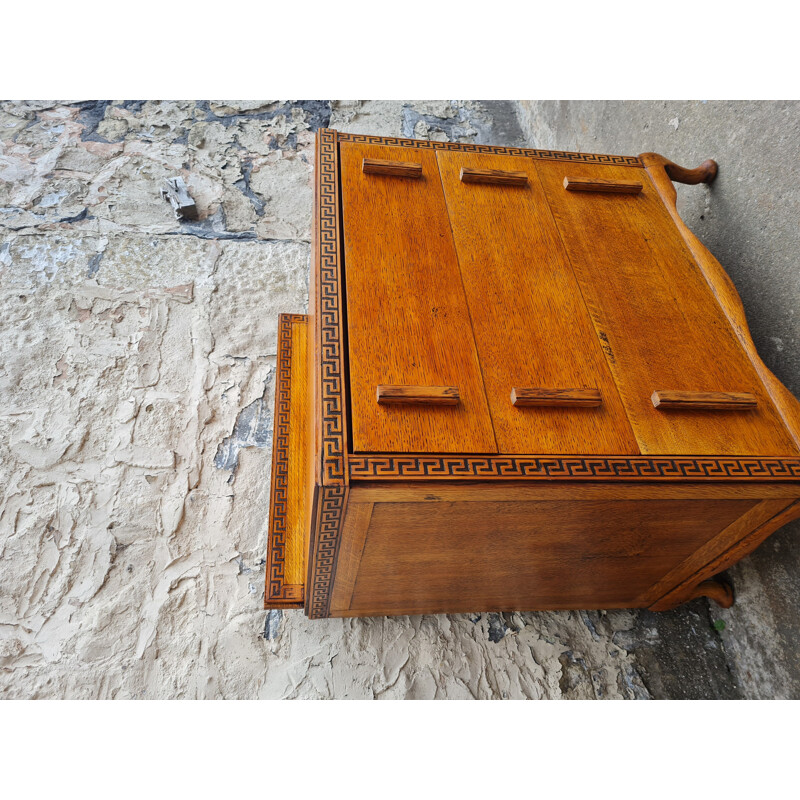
[336,131,643,167]
[307,485,348,619]
[348,455,800,481]
[318,128,347,485]
[265,313,307,608]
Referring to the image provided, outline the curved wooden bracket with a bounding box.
[688,577,735,608]
[640,153,718,186]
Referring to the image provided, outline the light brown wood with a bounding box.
[511,387,601,407]
[362,158,423,178]
[535,159,799,457]
[637,498,791,607]
[436,150,639,455]
[690,578,734,608]
[340,142,496,454]
[348,481,800,504]
[649,499,800,611]
[563,176,642,194]
[377,385,459,406]
[265,314,310,609]
[340,498,756,616]
[640,151,800,452]
[289,132,800,621]
[329,502,374,615]
[652,390,757,411]
[460,166,528,186]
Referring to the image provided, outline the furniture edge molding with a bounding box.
[317,128,348,485]
[348,454,800,481]
[264,313,308,609]
[336,130,642,167]
[306,484,348,619]
[640,151,800,452]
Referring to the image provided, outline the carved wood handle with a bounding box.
[362,159,423,178]
[377,385,460,406]
[460,167,528,186]
[563,176,643,194]
[651,390,758,410]
[511,388,602,408]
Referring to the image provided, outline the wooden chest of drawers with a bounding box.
[265,129,800,619]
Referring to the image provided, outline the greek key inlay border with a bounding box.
[265,313,307,608]
[336,131,643,167]
[349,455,800,481]
[307,485,348,619]
[318,128,347,485]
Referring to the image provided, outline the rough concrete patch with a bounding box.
[214,370,273,476]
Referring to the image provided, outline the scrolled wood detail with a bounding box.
[640,151,800,452]
[689,578,735,608]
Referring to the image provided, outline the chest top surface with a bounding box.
[311,129,800,485]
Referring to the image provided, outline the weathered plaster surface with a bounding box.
[0,100,760,699]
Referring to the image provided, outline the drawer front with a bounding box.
[536,160,799,457]
[436,150,638,455]
[340,142,496,453]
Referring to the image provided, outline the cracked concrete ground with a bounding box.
[0,100,797,699]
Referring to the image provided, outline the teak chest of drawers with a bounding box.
[265,129,800,619]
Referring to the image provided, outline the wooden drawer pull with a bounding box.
[511,388,602,408]
[377,385,460,406]
[460,167,528,187]
[362,158,423,178]
[563,176,643,194]
[651,390,758,411]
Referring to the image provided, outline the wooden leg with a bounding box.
[640,152,718,185]
[685,576,735,608]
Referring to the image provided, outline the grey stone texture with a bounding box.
[0,99,796,698]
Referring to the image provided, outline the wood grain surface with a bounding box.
[511,387,602,407]
[641,151,800,452]
[647,498,800,610]
[265,314,309,609]
[436,150,638,454]
[362,158,423,178]
[536,160,799,456]
[651,390,757,411]
[377,385,460,405]
[340,142,496,453]
[341,498,756,615]
[563,175,643,194]
[460,166,528,186]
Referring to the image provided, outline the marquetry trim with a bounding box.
[306,485,348,619]
[348,455,800,481]
[317,128,347,485]
[265,313,308,608]
[336,130,642,167]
